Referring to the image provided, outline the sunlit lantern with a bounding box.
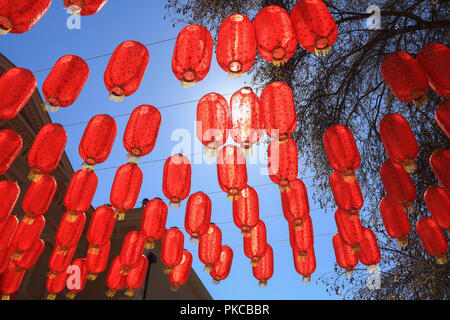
[379,197,411,247]
[87,205,116,255]
[22,173,57,224]
[161,227,184,274]
[125,255,148,297]
[119,231,146,275]
[293,246,316,284]
[435,101,450,139]
[86,241,111,281]
[0,129,22,175]
[48,245,77,279]
[429,149,450,193]
[268,137,299,192]
[233,186,260,237]
[217,145,248,201]
[289,215,314,262]
[0,215,18,252]
[0,263,25,300]
[0,0,51,35]
[105,256,126,298]
[168,250,192,292]
[140,198,168,249]
[199,224,222,273]
[10,215,45,262]
[46,268,69,300]
[64,169,98,222]
[210,245,233,285]
[185,192,212,244]
[358,228,381,273]
[14,238,44,272]
[65,258,88,300]
[424,186,450,231]
[329,171,364,214]
[162,154,191,208]
[0,180,20,220]
[332,233,358,276]
[253,244,273,288]
[416,217,448,265]
[280,179,309,229]
[55,212,86,256]
[244,220,267,267]
[334,208,364,253]
[63,0,108,16]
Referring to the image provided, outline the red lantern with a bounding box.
[217,145,248,201]
[334,208,364,252]
[123,105,161,162]
[233,186,260,237]
[0,180,19,220]
[217,14,256,77]
[42,55,89,111]
[416,217,448,265]
[172,25,213,87]
[323,124,360,178]
[430,149,450,193]
[379,114,419,173]
[381,51,429,106]
[185,192,212,244]
[261,82,297,140]
[268,137,299,192]
[254,5,297,66]
[243,220,267,267]
[46,269,69,300]
[104,40,149,101]
[0,263,25,300]
[48,245,77,278]
[332,233,358,275]
[11,215,45,261]
[106,256,126,298]
[162,154,191,208]
[27,123,67,182]
[379,197,411,247]
[358,228,381,273]
[66,258,88,300]
[168,249,192,292]
[79,114,117,168]
[293,246,316,284]
[280,178,309,229]
[22,174,56,224]
[87,205,115,254]
[140,198,168,249]
[196,93,230,155]
[14,238,44,271]
[252,244,273,288]
[380,160,417,211]
[417,43,450,98]
[0,215,18,251]
[0,0,51,34]
[210,245,233,285]
[86,241,110,281]
[436,101,450,139]
[110,163,143,221]
[329,171,364,214]
[289,216,314,261]
[119,231,146,275]
[230,87,263,152]
[125,255,148,297]
[290,0,338,56]
[161,227,184,274]
[0,129,22,175]
[55,212,86,255]
[424,186,450,231]
[199,224,222,272]
[0,245,13,275]
[64,169,98,221]
[63,0,108,16]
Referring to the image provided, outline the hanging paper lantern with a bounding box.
[11,215,45,261]
[87,205,115,254]
[14,238,44,271]
[168,249,192,292]
[229,87,263,152]
[66,258,88,300]
[379,113,419,173]
[0,245,14,275]
[416,43,450,98]
[123,105,161,163]
[0,215,18,251]
[0,263,25,300]
[172,25,213,87]
[86,241,110,281]
[323,124,360,178]
[0,0,51,34]
[358,228,381,273]
[334,208,364,253]
[55,212,86,256]
[63,0,108,16]
[140,198,168,249]
[125,255,148,297]
[196,93,230,155]
[280,178,309,229]
[162,154,191,209]
[22,173,57,224]
[293,247,316,284]
[105,256,126,298]
[46,268,69,300]
[42,55,89,112]
[332,233,358,276]
[435,101,450,139]
[27,123,67,182]
[379,197,411,247]
[289,216,314,261]
[110,163,143,221]
[424,186,450,231]
[381,51,429,106]
[268,137,299,192]
[380,160,417,211]
[79,114,117,168]
[329,171,364,214]
[253,5,297,66]
[104,40,149,102]
[430,149,450,193]
[0,180,20,220]
[217,14,256,77]
[48,245,77,278]
[199,224,222,272]
[261,81,297,141]
[290,0,338,56]
[64,169,98,221]
[185,192,212,244]
[252,244,273,288]
[210,245,233,285]
[416,217,448,265]
[0,129,22,175]
[217,145,248,201]
[119,231,146,275]
[233,186,260,237]
[161,227,184,274]
[243,220,267,267]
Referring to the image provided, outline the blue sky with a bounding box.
[1,0,343,300]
